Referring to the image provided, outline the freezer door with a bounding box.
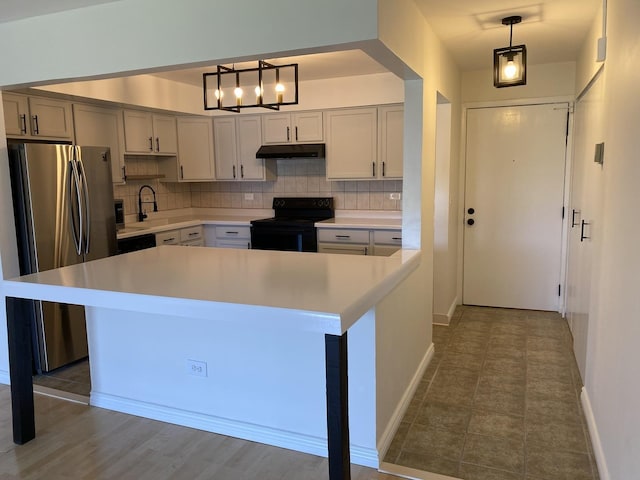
[76,146,117,261]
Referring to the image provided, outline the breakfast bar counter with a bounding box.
[4,246,421,480]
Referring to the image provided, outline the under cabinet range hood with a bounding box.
[255,143,325,159]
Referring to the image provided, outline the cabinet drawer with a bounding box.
[180,226,203,242]
[182,238,204,247]
[318,244,369,255]
[373,229,402,245]
[317,228,370,244]
[155,229,180,245]
[214,225,251,239]
[216,240,251,249]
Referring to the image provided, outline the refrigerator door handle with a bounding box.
[75,147,92,255]
[68,156,83,255]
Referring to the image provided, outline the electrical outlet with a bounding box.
[186,359,207,377]
[244,193,254,201]
[389,193,401,200]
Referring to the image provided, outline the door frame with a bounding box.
[456,96,575,314]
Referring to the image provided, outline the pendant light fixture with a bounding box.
[203,60,298,112]
[493,15,527,88]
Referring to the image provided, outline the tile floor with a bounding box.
[33,358,91,396]
[384,306,600,480]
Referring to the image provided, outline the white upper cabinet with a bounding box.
[214,115,275,181]
[262,111,323,144]
[176,116,215,181]
[73,103,126,184]
[378,105,403,179]
[123,110,177,155]
[325,107,378,180]
[3,92,73,140]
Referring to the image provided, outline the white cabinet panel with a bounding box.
[325,107,377,180]
[177,116,215,181]
[124,110,177,155]
[73,103,126,184]
[3,93,72,140]
[262,111,323,144]
[2,93,28,136]
[236,115,265,180]
[152,114,178,154]
[262,114,291,144]
[378,105,403,179]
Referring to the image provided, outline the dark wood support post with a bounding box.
[325,332,350,480]
[6,296,35,444]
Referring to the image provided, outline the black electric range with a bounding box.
[250,197,334,252]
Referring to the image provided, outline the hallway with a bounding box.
[384,306,599,479]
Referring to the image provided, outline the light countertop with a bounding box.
[316,217,402,230]
[4,246,420,335]
[117,214,259,239]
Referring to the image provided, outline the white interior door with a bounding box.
[463,103,568,311]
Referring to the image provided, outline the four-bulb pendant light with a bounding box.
[203,60,298,112]
[493,15,527,88]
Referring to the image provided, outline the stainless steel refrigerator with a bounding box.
[8,143,117,372]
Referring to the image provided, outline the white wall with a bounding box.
[462,62,576,104]
[571,0,640,478]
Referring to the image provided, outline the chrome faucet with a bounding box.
[138,185,158,222]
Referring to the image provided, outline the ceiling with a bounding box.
[414,0,601,71]
[0,0,601,81]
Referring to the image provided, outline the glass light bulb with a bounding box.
[275,83,285,103]
[214,89,223,100]
[234,87,243,98]
[504,60,518,80]
[255,86,262,97]
[275,83,285,93]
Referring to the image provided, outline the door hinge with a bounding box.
[558,284,562,297]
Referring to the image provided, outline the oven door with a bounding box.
[250,225,317,252]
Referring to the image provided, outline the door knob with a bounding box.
[467,208,475,214]
[467,219,475,226]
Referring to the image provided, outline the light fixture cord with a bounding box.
[509,22,514,49]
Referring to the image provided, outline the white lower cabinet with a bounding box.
[317,228,370,255]
[156,226,204,247]
[317,227,402,256]
[204,225,251,249]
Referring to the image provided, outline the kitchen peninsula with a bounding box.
[4,246,421,479]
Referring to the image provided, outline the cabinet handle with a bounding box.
[180,165,184,179]
[148,137,153,151]
[580,219,590,242]
[156,137,160,152]
[335,235,351,239]
[295,126,298,141]
[20,114,27,134]
[122,166,127,182]
[226,231,238,235]
[571,209,580,228]
[391,237,402,241]
[364,247,368,255]
[164,238,176,243]
[286,126,290,142]
[240,164,244,178]
[372,162,376,177]
[32,115,39,135]
[188,232,199,237]
[382,161,386,177]
[232,165,236,179]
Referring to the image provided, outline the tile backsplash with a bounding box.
[115,157,402,217]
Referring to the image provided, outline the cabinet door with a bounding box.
[325,108,377,179]
[73,103,126,184]
[379,105,403,178]
[237,115,266,180]
[262,114,291,143]
[177,117,215,181]
[2,93,29,137]
[213,117,238,180]
[123,110,154,153]
[28,97,73,139]
[152,114,178,154]
[293,111,323,142]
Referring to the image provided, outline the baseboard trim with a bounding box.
[581,387,610,480]
[91,392,378,468]
[377,343,435,462]
[433,297,458,326]
[379,461,461,480]
[0,370,9,385]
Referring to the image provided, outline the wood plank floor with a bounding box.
[0,385,401,480]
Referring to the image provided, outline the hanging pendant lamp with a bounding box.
[493,15,527,88]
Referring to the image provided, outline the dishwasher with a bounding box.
[116,233,156,254]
